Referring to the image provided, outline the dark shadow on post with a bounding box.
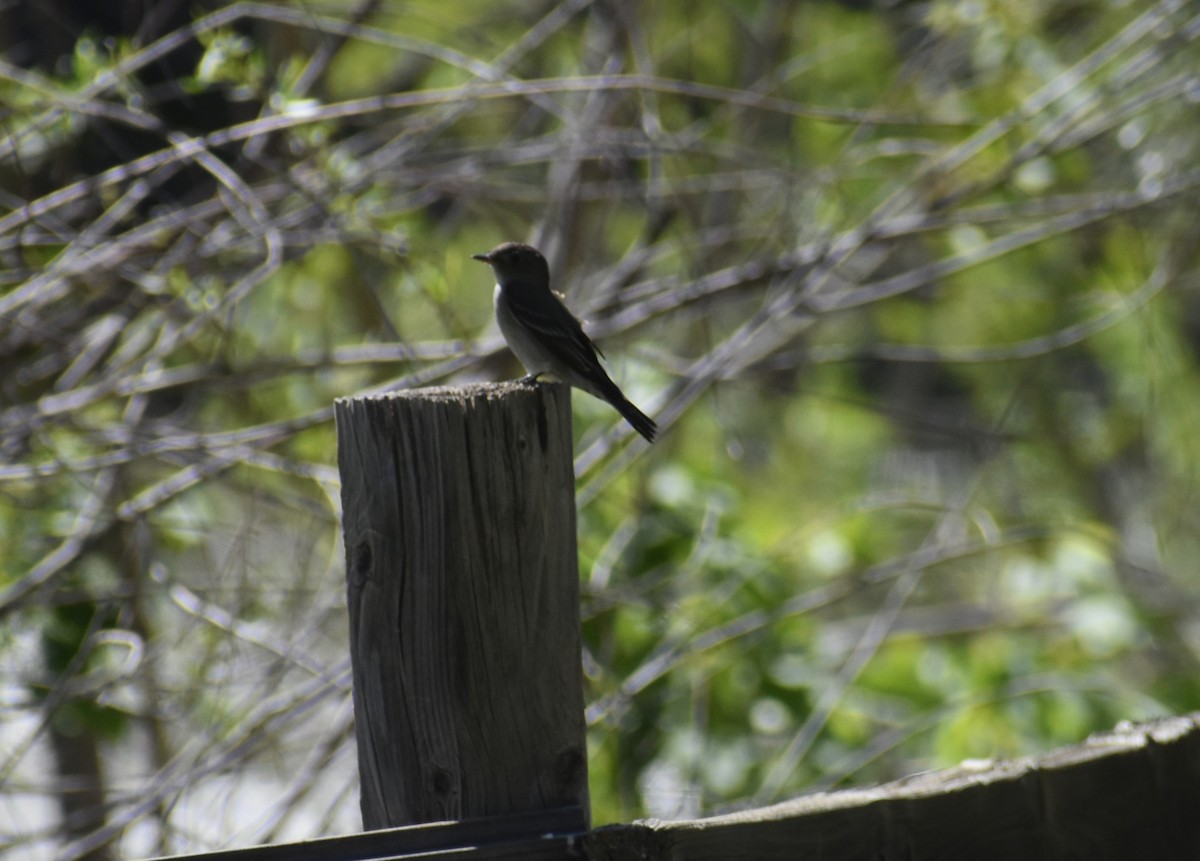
[335,382,588,832]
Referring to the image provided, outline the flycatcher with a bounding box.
[473,242,657,443]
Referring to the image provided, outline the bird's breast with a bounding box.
[494,283,551,373]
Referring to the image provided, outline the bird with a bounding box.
[472,242,657,443]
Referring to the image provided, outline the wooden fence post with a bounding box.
[335,382,588,832]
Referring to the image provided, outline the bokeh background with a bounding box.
[2,0,1199,857]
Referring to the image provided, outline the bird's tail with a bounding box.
[616,397,657,443]
[577,369,658,443]
[604,389,656,443]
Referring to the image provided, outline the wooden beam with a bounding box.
[335,383,588,830]
[586,713,1200,860]
[145,806,586,861]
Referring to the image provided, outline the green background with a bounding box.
[1,0,1198,856]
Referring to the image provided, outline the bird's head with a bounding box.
[471,242,551,285]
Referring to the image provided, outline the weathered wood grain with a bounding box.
[335,382,587,831]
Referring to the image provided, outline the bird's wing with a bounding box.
[504,279,607,366]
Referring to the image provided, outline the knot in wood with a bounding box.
[350,539,372,587]
[554,745,586,792]
[430,766,457,798]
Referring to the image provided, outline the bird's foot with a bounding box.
[519,373,544,384]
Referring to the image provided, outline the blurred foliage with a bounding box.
[2,0,1199,857]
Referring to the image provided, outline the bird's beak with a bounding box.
[471,253,491,263]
